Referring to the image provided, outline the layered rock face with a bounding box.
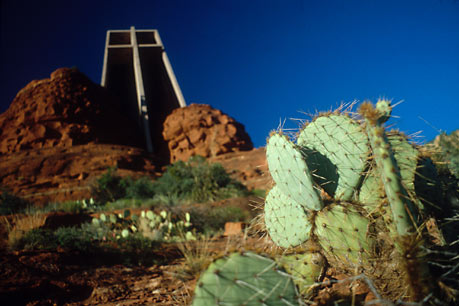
[0,69,266,205]
[0,144,158,205]
[0,68,154,204]
[0,67,143,154]
[163,104,253,162]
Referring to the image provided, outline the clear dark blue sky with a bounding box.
[1,0,458,147]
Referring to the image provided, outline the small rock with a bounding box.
[223,222,245,236]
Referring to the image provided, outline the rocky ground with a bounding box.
[0,229,381,306]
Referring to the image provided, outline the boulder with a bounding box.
[163,104,253,162]
[0,67,143,154]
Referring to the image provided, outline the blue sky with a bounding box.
[1,0,458,147]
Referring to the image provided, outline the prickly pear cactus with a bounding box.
[359,100,418,236]
[275,251,326,296]
[261,99,458,303]
[264,185,312,248]
[192,252,300,306]
[314,203,374,266]
[297,114,369,200]
[266,133,323,211]
[359,133,422,211]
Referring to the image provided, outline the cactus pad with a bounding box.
[192,252,299,306]
[314,203,374,266]
[276,252,326,296]
[359,133,424,214]
[264,185,312,248]
[266,133,323,211]
[358,168,384,211]
[297,114,369,200]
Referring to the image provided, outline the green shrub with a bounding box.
[0,188,29,215]
[91,167,129,204]
[153,156,249,203]
[114,234,162,266]
[104,198,157,211]
[125,176,156,199]
[17,228,56,251]
[55,226,93,252]
[91,156,249,206]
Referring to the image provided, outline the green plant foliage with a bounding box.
[264,185,311,248]
[275,252,326,296]
[15,228,56,251]
[266,133,323,211]
[137,209,195,242]
[438,131,459,177]
[91,167,129,204]
[297,114,369,200]
[0,188,29,215]
[124,176,156,199]
[91,156,248,206]
[314,203,374,266]
[361,101,418,236]
[54,226,93,252]
[260,100,458,303]
[192,252,300,306]
[153,155,249,203]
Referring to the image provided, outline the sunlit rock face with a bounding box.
[163,103,253,163]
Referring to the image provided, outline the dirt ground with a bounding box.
[0,246,194,305]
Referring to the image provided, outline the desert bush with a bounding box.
[17,227,93,251]
[91,169,155,205]
[16,228,56,250]
[103,198,157,211]
[124,176,156,199]
[81,219,112,241]
[153,155,249,203]
[114,234,162,266]
[250,189,266,198]
[91,167,129,204]
[91,156,249,206]
[0,189,30,215]
[55,226,93,252]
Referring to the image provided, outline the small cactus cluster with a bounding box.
[90,209,195,242]
[138,209,196,242]
[91,209,135,239]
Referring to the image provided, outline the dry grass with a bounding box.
[175,236,212,280]
[3,213,47,248]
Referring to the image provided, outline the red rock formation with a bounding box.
[0,143,159,206]
[0,69,268,206]
[208,148,271,192]
[0,67,143,154]
[163,104,253,163]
